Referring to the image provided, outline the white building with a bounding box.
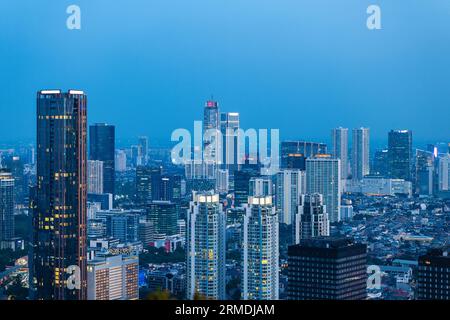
[344,177,412,197]
[186,192,226,300]
[276,169,306,225]
[216,169,229,194]
[306,156,341,223]
[295,193,329,244]
[438,155,450,191]
[242,196,279,300]
[87,160,103,194]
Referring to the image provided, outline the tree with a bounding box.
[6,274,28,300]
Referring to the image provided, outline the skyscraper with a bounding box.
[372,149,389,177]
[331,127,349,179]
[276,169,306,225]
[0,170,14,241]
[281,141,327,168]
[89,123,115,196]
[288,237,367,300]
[234,167,260,207]
[294,193,329,244]
[135,166,161,206]
[147,201,178,236]
[33,90,88,300]
[306,156,341,223]
[187,192,226,300]
[220,112,240,170]
[241,195,279,300]
[388,130,413,181]
[351,127,370,180]
[87,160,104,194]
[417,247,450,300]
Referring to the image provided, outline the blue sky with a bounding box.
[0,0,449,147]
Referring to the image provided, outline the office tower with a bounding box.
[234,167,260,207]
[288,237,367,300]
[115,150,127,172]
[3,156,25,205]
[372,149,389,177]
[87,160,104,194]
[33,90,87,300]
[87,253,139,300]
[388,130,413,181]
[331,127,349,179]
[415,149,435,196]
[276,169,306,225]
[249,176,272,197]
[306,156,341,223]
[281,141,327,168]
[87,219,106,238]
[131,145,143,167]
[241,196,279,300]
[203,100,220,161]
[147,201,178,236]
[437,155,450,191]
[0,170,14,241]
[135,166,161,205]
[294,193,329,244]
[138,136,149,165]
[138,220,155,247]
[417,247,450,300]
[220,112,240,170]
[186,192,226,300]
[285,153,306,170]
[216,169,229,194]
[90,123,115,195]
[352,127,370,180]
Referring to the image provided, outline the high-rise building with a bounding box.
[288,237,367,300]
[95,210,140,243]
[87,160,104,194]
[281,141,327,168]
[388,130,413,181]
[306,156,341,223]
[90,123,115,195]
[417,247,450,300]
[415,149,435,196]
[220,112,240,170]
[135,166,161,206]
[87,253,139,300]
[331,127,349,180]
[186,192,226,300]
[3,156,25,205]
[241,196,279,300]
[438,155,450,191]
[0,170,14,241]
[294,193,329,244]
[138,136,149,165]
[249,176,272,197]
[285,153,306,170]
[203,100,220,162]
[352,127,370,180]
[234,167,260,207]
[371,149,389,177]
[216,169,229,194]
[115,150,127,172]
[33,90,88,300]
[147,201,178,237]
[276,169,306,225]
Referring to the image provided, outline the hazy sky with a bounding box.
[1,0,449,147]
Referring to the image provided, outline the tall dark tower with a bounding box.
[89,123,115,196]
[388,130,413,181]
[33,90,87,300]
